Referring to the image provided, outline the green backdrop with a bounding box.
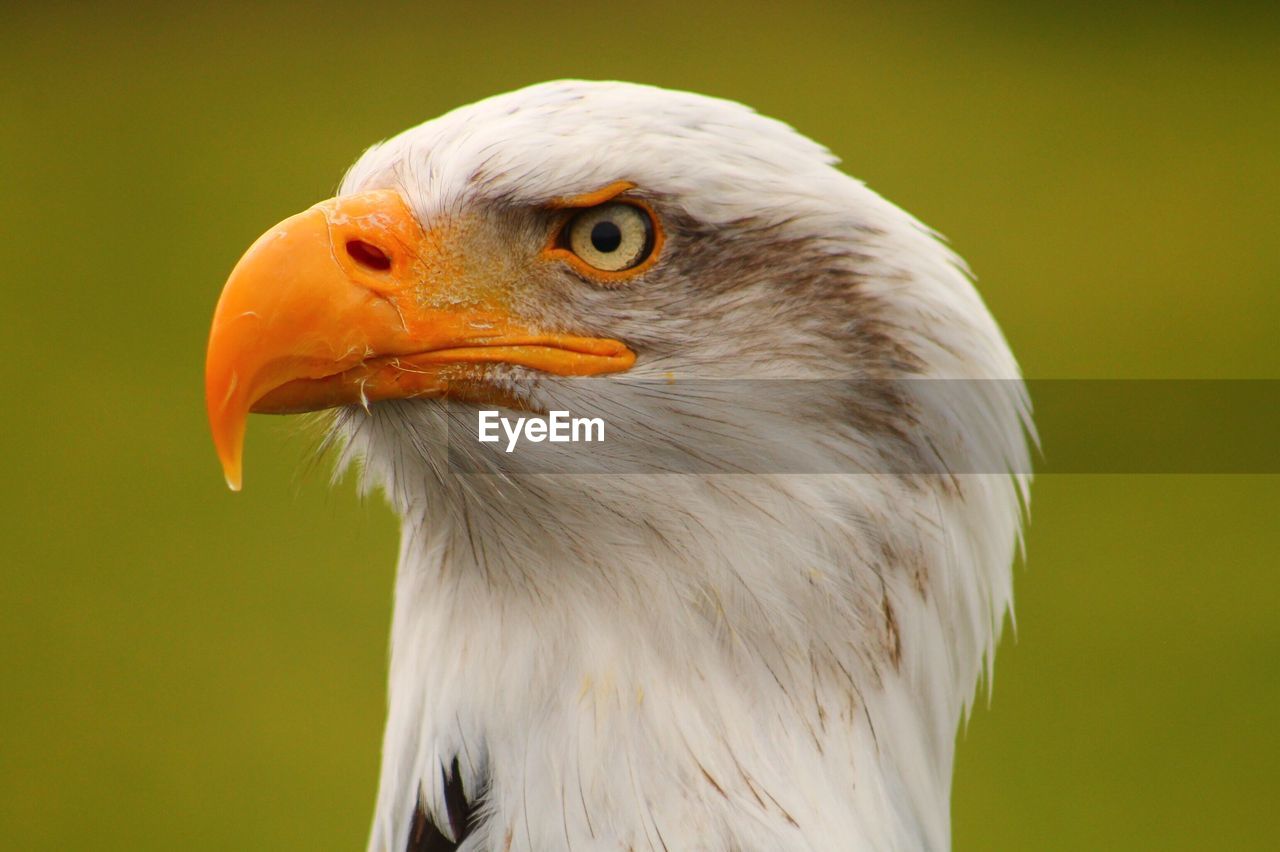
[2,1,1276,848]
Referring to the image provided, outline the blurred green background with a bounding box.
[2,1,1277,848]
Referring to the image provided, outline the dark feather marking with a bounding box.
[809,648,827,733]
[734,762,768,810]
[728,751,799,829]
[881,592,903,670]
[405,757,477,852]
[696,760,728,800]
[407,802,454,852]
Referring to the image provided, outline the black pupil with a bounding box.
[590,220,623,253]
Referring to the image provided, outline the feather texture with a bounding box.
[323,81,1030,851]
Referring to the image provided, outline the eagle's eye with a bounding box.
[561,201,656,274]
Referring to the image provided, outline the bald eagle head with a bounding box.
[207,81,1030,852]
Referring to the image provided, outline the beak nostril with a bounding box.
[346,239,392,271]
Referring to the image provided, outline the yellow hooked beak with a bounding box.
[205,189,635,490]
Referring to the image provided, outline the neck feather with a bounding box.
[343,424,1020,850]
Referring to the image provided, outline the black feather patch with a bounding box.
[405,757,477,851]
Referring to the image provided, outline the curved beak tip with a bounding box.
[208,392,247,493]
[224,457,243,491]
[213,432,243,491]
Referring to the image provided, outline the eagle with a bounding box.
[205,81,1031,851]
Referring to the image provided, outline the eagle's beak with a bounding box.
[205,189,634,491]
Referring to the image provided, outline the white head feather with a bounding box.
[329,81,1030,851]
